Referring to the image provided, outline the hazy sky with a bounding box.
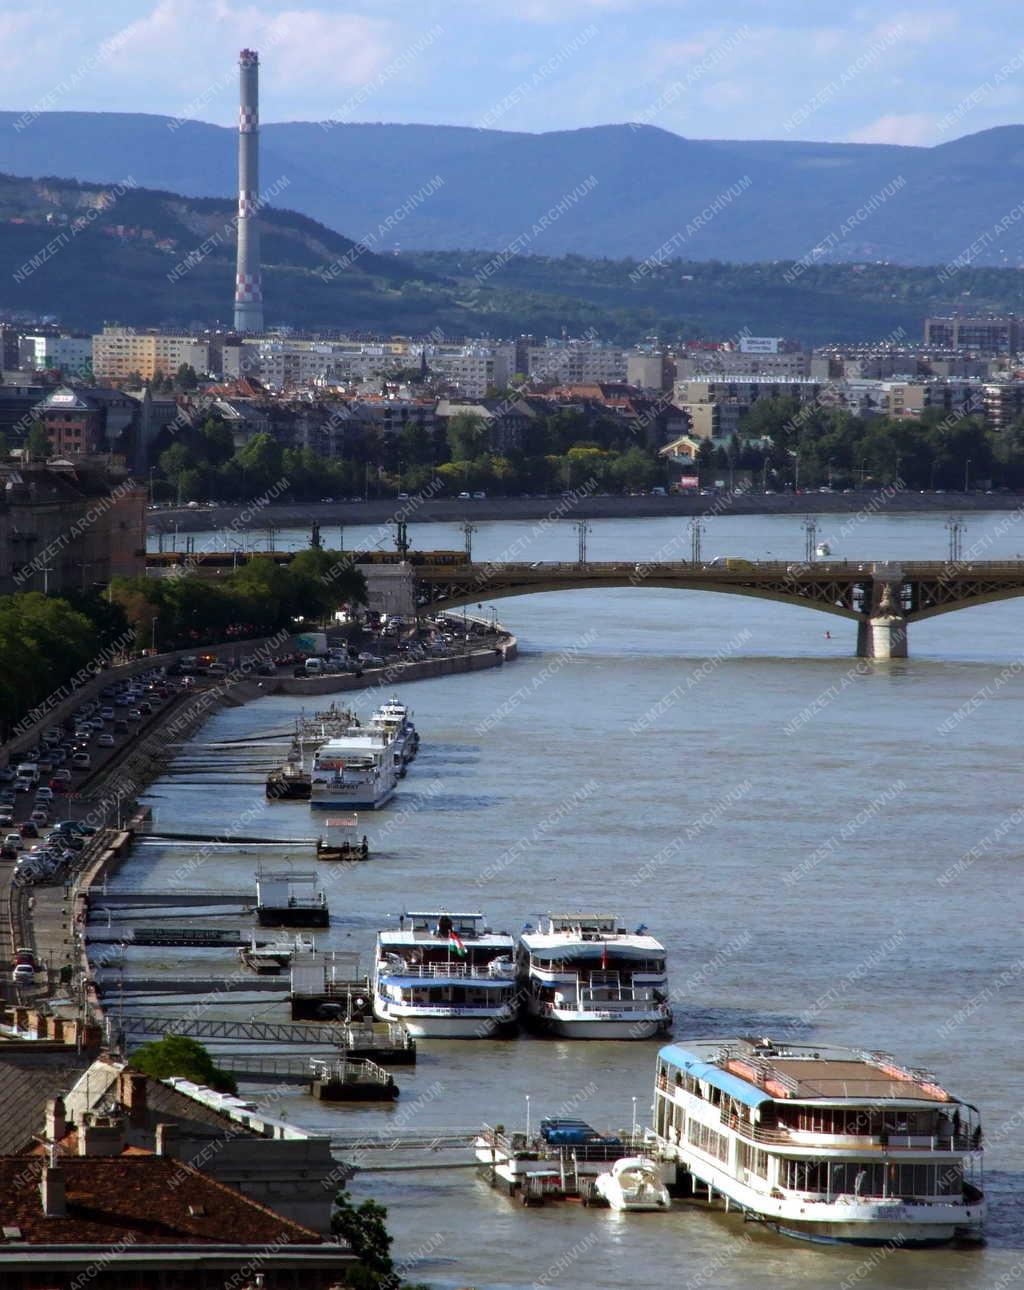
[2,0,1018,146]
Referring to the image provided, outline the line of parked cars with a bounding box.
[0,667,174,885]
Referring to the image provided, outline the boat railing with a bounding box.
[577,987,665,1010]
[725,1112,975,1152]
[310,1056,392,1085]
[379,960,515,980]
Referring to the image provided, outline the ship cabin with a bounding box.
[654,1038,983,1206]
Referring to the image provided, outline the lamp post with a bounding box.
[964,458,971,494]
[525,1094,531,1140]
[631,1096,638,1139]
[151,616,158,653]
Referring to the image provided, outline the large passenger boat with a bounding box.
[309,728,398,809]
[372,911,518,1037]
[651,1037,985,1246]
[371,697,419,774]
[517,914,672,1039]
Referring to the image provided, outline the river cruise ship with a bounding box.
[309,728,398,809]
[371,697,419,774]
[517,914,672,1039]
[652,1037,985,1246]
[372,911,518,1037]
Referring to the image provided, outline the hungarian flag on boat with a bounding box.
[449,932,467,956]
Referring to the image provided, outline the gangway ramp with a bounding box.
[116,1013,415,1061]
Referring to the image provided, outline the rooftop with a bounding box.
[0,1155,327,1247]
[661,1039,956,1106]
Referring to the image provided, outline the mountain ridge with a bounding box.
[1,113,1023,264]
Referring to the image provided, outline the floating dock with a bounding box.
[116,1014,416,1063]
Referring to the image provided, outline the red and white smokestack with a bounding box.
[234,48,263,333]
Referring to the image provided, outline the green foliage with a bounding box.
[0,592,112,738]
[25,423,51,460]
[734,397,1014,490]
[129,1035,238,1094]
[110,550,366,650]
[331,1189,396,1289]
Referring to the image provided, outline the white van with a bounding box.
[304,658,324,675]
[15,764,38,787]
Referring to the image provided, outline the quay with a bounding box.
[95,976,288,995]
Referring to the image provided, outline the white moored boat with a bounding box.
[371,697,419,774]
[517,914,672,1039]
[594,1156,672,1211]
[372,911,518,1038]
[309,727,398,809]
[652,1036,985,1247]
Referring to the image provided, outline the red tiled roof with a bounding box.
[0,1156,325,1247]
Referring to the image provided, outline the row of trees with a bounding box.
[111,549,366,651]
[155,407,667,503]
[714,399,1024,492]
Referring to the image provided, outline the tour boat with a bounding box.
[651,1036,985,1246]
[372,911,518,1038]
[593,1156,672,1211]
[517,914,672,1039]
[309,728,398,809]
[370,697,419,773]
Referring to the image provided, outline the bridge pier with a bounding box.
[857,614,908,660]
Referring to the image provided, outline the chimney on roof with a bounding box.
[119,1071,148,1127]
[40,1148,65,1218]
[154,1122,178,1158]
[78,1112,126,1158]
[45,1098,67,1144]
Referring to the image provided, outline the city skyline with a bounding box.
[0,0,1019,147]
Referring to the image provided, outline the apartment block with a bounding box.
[92,327,210,382]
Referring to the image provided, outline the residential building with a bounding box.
[18,334,92,376]
[627,352,672,391]
[428,344,514,397]
[91,327,210,382]
[436,397,537,453]
[674,349,810,379]
[924,315,1022,353]
[526,341,628,385]
[0,461,147,593]
[673,376,825,439]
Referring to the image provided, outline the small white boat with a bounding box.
[594,1156,672,1211]
[816,541,832,557]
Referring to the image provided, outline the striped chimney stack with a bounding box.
[234,48,264,333]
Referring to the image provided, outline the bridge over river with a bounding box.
[415,557,1024,658]
[146,551,1024,657]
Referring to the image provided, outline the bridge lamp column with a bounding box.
[964,458,971,494]
[574,519,591,566]
[689,518,704,564]
[803,516,818,563]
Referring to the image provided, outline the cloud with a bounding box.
[847,113,936,145]
[111,1,397,122]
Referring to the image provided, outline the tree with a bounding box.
[129,1036,237,1094]
[175,363,199,392]
[25,423,51,461]
[445,412,487,462]
[331,1189,396,1289]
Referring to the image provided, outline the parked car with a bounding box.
[97,733,115,748]
[18,822,38,839]
[100,707,115,721]
[53,769,72,782]
[13,963,35,983]
[35,787,53,803]
[71,753,92,769]
[0,814,13,828]
[4,834,23,851]
[29,809,49,825]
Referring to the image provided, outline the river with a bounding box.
[125,509,1024,1288]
